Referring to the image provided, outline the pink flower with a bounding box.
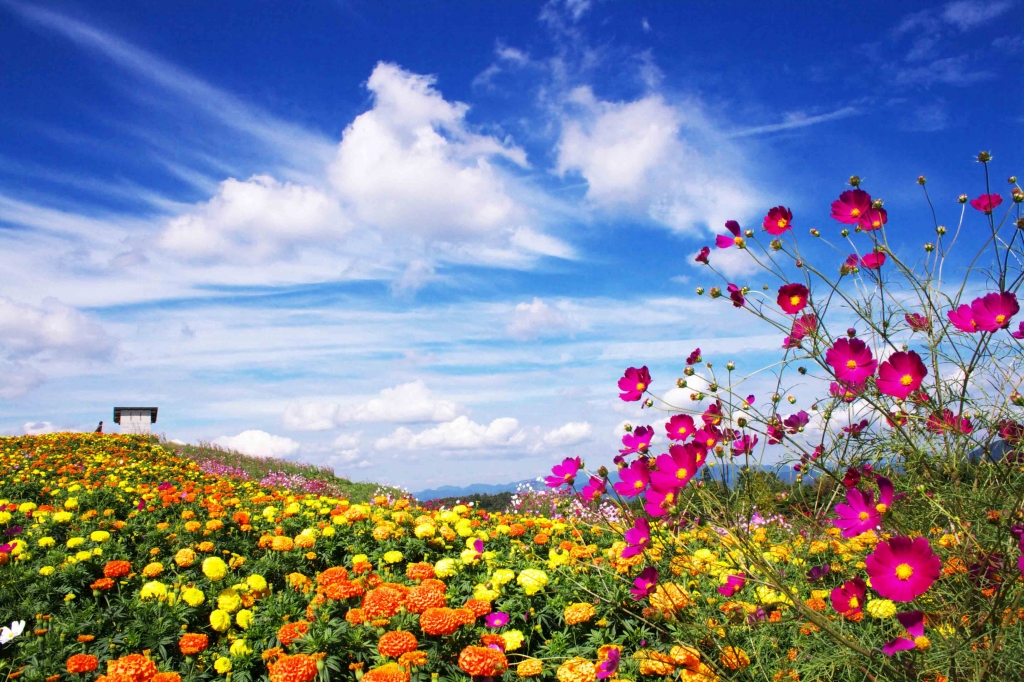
[971,291,1019,332]
[630,567,658,599]
[860,252,886,269]
[650,443,705,490]
[831,189,872,224]
[830,577,866,616]
[865,537,941,602]
[876,350,928,400]
[715,220,743,249]
[947,303,979,333]
[830,381,863,403]
[685,348,702,365]
[730,434,757,456]
[826,338,878,383]
[717,574,746,597]
[783,411,809,433]
[777,283,809,314]
[701,403,724,426]
[544,457,582,488]
[840,253,859,276]
[926,410,973,434]
[485,612,510,628]
[596,648,620,680]
[613,459,650,498]
[618,366,651,402]
[832,476,894,538]
[762,206,793,235]
[969,193,1002,214]
[1012,322,1024,339]
[665,414,696,441]
[859,207,887,231]
[694,426,720,450]
[792,314,817,339]
[580,476,606,502]
[620,426,654,456]
[727,283,745,307]
[695,246,710,264]
[882,611,926,656]
[766,424,784,445]
[643,485,680,517]
[621,518,651,558]
[905,313,930,332]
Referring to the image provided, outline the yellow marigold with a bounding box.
[202,557,228,581]
[209,609,232,632]
[141,562,164,578]
[236,609,254,629]
[214,658,232,674]
[90,531,110,543]
[517,569,548,595]
[866,599,897,619]
[719,647,750,671]
[501,629,524,651]
[564,602,596,625]
[247,574,268,592]
[271,536,295,552]
[556,657,596,682]
[230,639,252,657]
[383,550,403,564]
[294,534,315,550]
[217,588,242,613]
[181,588,206,607]
[139,581,167,600]
[517,659,543,677]
[650,583,691,612]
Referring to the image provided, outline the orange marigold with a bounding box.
[454,607,476,625]
[464,599,492,617]
[271,536,295,552]
[419,608,461,636]
[178,633,209,656]
[378,631,418,658]
[196,541,215,553]
[556,657,596,682]
[533,533,550,545]
[517,659,543,677]
[397,651,427,669]
[277,621,310,646]
[268,655,319,682]
[361,663,410,682]
[363,587,405,619]
[405,562,434,581]
[91,578,115,591]
[103,560,132,579]
[317,566,349,587]
[66,655,99,674]
[77,635,96,643]
[405,585,446,614]
[152,673,181,682]
[509,524,526,537]
[564,602,596,625]
[345,608,367,625]
[105,654,158,682]
[321,580,364,601]
[174,549,197,568]
[458,646,508,678]
[719,647,750,671]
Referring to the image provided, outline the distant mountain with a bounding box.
[413,479,537,501]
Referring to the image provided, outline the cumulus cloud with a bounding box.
[375,415,526,451]
[534,421,592,451]
[212,430,300,458]
[23,420,58,435]
[0,362,45,399]
[507,298,579,340]
[283,381,462,431]
[0,297,116,360]
[283,402,340,431]
[556,86,759,236]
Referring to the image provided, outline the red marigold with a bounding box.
[277,621,310,646]
[178,633,209,656]
[363,587,405,619]
[378,631,418,658]
[458,646,507,677]
[105,654,157,682]
[268,655,319,682]
[464,599,492,617]
[103,560,132,579]
[419,608,461,636]
[67,655,99,674]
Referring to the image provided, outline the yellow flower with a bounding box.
[38,537,55,548]
[182,588,206,607]
[229,639,252,657]
[460,548,481,565]
[52,511,73,523]
[140,581,167,600]
[866,599,897,619]
[517,569,548,596]
[556,657,596,682]
[0,512,10,524]
[90,531,110,543]
[66,537,85,549]
[415,523,435,538]
[246,574,268,592]
[64,498,78,510]
[18,502,37,513]
[320,526,335,537]
[351,554,369,565]
[209,609,231,632]
[434,558,457,577]
[217,588,242,613]
[75,550,93,562]
[214,657,233,674]
[564,603,596,625]
[491,569,515,585]
[142,562,164,578]
[203,557,228,581]
[235,609,254,630]
[474,584,500,602]
[383,551,403,564]
[547,548,570,568]
[39,566,55,576]
[501,629,524,651]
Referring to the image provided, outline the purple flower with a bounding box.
[3,526,23,538]
[727,283,746,308]
[596,649,620,679]
[621,518,651,559]
[730,434,758,456]
[630,567,658,600]
[783,411,809,433]
[806,565,831,582]
[485,612,509,628]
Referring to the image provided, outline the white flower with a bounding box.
[0,620,25,645]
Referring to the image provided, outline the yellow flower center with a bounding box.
[677,427,688,435]
[733,236,744,246]
[636,382,646,391]
[789,295,801,306]
[996,314,1006,324]
[895,563,914,580]
[777,219,788,228]
[872,220,881,227]
[706,438,715,447]
[850,208,861,217]
[633,480,644,490]
[564,473,572,480]
[675,468,689,480]
[858,512,870,521]
[899,374,914,386]
[876,503,888,513]
[848,596,859,609]
[913,636,930,650]
[846,359,857,369]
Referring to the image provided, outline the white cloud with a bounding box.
[375,415,526,451]
[283,402,340,431]
[284,381,461,431]
[507,298,579,340]
[332,432,362,450]
[212,430,300,458]
[941,0,1011,30]
[0,363,45,399]
[23,421,57,435]
[540,421,592,447]
[556,86,759,236]
[0,297,116,360]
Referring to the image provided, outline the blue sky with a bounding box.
[0,0,1021,489]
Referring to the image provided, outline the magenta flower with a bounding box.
[777,283,809,314]
[685,348,702,365]
[766,424,784,445]
[883,611,926,656]
[969,193,1003,214]
[876,350,928,400]
[843,419,869,436]
[783,411,809,433]
[971,291,1019,332]
[830,577,866,616]
[905,313,930,332]
[826,338,877,383]
[643,485,679,517]
[1012,322,1024,339]
[620,425,654,456]
[833,477,894,538]
[485,612,510,628]
[762,206,793,235]
[596,648,620,679]
[665,414,696,441]
[630,567,658,599]
[717,574,746,597]
[948,303,979,333]
[544,457,582,488]
[866,537,941,602]
[859,207,887,231]
[618,366,651,402]
[695,246,710,264]
[701,403,724,427]
[580,476,606,502]
[730,434,757,456]
[621,518,651,558]
[831,189,872,224]
[1018,536,1024,579]
[727,283,745,307]
[792,314,817,339]
[715,220,743,249]
[860,252,886,269]
[650,443,705,490]
[926,410,973,435]
[613,459,650,498]
[694,426,721,450]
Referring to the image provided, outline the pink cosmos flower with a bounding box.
[620,426,654,456]
[580,476,606,502]
[860,252,886,269]
[717,574,746,597]
[643,485,680,517]
[485,612,510,628]
[695,246,710,264]
[830,577,867,616]
[969,193,1002,214]
[730,434,758,456]
[876,350,928,400]
[650,443,705,490]
[618,366,651,401]
[613,459,650,498]
[831,189,872,224]
[766,424,784,445]
[702,403,724,426]
[1012,322,1024,339]
[694,426,721,450]
[840,253,860,276]
[859,207,887,231]
[763,206,793,235]
[843,419,869,436]
[926,410,973,435]
[792,314,817,339]
[783,411,809,433]
[833,476,894,538]
[777,283,809,314]
[596,648,620,680]
[621,518,651,558]
[545,457,583,488]
[630,567,658,599]
[715,220,743,249]
[727,283,745,307]
[883,611,926,657]
[865,536,941,602]
[905,313,930,332]
[1018,535,1024,579]
[829,380,864,403]
[971,291,1019,332]
[665,414,696,441]
[685,348,702,365]
[826,338,878,383]
[947,303,978,333]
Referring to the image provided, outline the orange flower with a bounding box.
[103,560,132,579]
[345,608,367,625]
[277,621,309,646]
[105,654,158,682]
[361,663,410,682]
[397,651,428,669]
[91,578,115,591]
[509,524,526,537]
[184,521,201,533]
[77,635,96,644]
[556,658,596,682]
[458,646,508,678]
[363,587,405,619]
[405,562,434,581]
[152,673,182,682]
[268,655,319,682]
[464,599,492,617]
[517,659,544,677]
[533,533,550,545]
[719,647,750,671]
[178,633,209,656]
[378,631,418,658]
[419,608,461,636]
[454,608,476,625]
[316,566,349,587]
[564,603,596,625]
[271,536,295,552]
[196,541,215,553]
[321,580,364,601]
[66,655,99,674]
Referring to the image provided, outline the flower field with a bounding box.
[3,159,1024,682]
